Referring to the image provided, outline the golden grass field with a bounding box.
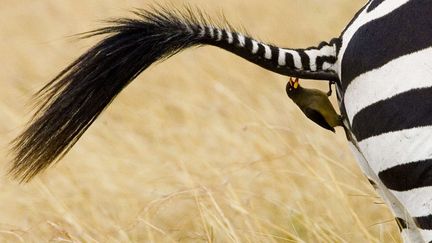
[0,0,401,242]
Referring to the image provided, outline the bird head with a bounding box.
[286,77,301,98]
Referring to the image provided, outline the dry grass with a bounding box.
[0,0,401,242]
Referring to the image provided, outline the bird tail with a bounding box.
[10,6,339,182]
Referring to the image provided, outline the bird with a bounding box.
[286,77,349,139]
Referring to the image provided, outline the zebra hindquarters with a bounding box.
[342,48,432,242]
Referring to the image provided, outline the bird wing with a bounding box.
[303,107,336,132]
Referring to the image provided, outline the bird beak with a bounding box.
[288,77,299,88]
[293,78,299,89]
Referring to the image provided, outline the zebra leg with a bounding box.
[348,126,432,242]
[348,143,424,243]
[378,157,432,242]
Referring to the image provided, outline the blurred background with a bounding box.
[0,0,400,242]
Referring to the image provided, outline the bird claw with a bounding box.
[327,81,334,96]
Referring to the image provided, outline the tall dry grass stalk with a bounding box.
[0,0,400,242]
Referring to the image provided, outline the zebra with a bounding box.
[339,0,432,242]
[9,1,432,242]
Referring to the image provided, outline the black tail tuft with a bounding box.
[10,4,339,181]
[10,6,217,182]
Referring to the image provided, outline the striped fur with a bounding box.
[338,0,432,242]
[10,7,338,181]
[10,2,432,242]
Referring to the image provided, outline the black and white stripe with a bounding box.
[198,25,339,81]
[10,7,339,181]
[9,2,432,242]
[338,0,432,241]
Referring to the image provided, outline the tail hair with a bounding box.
[10,6,229,182]
[10,5,339,182]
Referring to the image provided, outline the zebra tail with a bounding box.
[10,6,339,182]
